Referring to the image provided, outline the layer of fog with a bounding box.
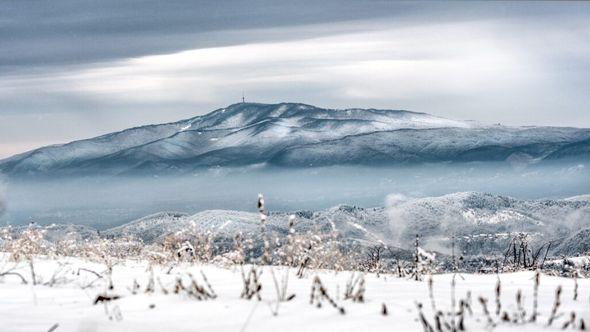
[1,162,589,229]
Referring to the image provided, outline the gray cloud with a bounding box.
[3,1,585,70]
[0,0,414,70]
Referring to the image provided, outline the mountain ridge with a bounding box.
[1,102,589,176]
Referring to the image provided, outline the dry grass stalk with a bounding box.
[478,296,496,328]
[296,255,310,278]
[530,269,540,322]
[156,277,169,295]
[93,294,121,304]
[381,303,388,316]
[464,291,473,317]
[240,265,262,300]
[258,194,270,265]
[286,215,296,267]
[310,276,345,314]
[173,273,216,300]
[514,289,526,323]
[145,267,155,293]
[413,235,422,281]
[457,300,467,331]
[494,277,501,316]
[450,274,457,331]
[562,311,577,330]
[0,266,28,284]
[573,270,579,301]
[547,285,563,327]
[343,272,365,302]
[199,271,217,298]
[428,275,437,313]
[129,278,140,295]
[187,273,217,300]
[434,310,445,332]
[269,267,295,316]
[415,302,434,332]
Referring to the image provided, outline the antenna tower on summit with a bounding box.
[241,91,245,103]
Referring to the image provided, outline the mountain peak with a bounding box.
[1,102,590,176]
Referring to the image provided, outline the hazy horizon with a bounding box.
[2,162,589,228]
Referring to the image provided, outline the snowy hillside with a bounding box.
[1,103,590,176]
[103,206,393,250]
[387,192,590,249]
[95,192,590,257]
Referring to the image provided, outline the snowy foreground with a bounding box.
[1,255,588,332]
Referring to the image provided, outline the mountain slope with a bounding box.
[387,192,590,248]
[1,102,590,176]
[100,192,590,257]
[103,205,392,248]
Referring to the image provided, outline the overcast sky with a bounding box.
[1,1,589,158]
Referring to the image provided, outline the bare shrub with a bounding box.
[3,224,47,285]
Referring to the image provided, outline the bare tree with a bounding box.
[503,233,552,270]
[364,244,385,272]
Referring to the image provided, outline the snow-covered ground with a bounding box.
[1,255,588,331]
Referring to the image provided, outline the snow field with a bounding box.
[0,254,588,331]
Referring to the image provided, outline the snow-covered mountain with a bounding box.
[1,102,590,176]
[98,192,590,256]
[103,206,392,248]
[387,192,590,252]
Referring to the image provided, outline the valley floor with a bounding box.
[0,255,588,332]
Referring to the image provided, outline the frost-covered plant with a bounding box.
[4,224,47,285]
[240,265,262,300]
[411,235,436,281]
[173,272,217,300]
[269,266,296,316]
[267,214,296,315]
[54,232,84,257]
[233,232,244,264]
[6,224,47,261]
[142,243,173,266]
[177,240,195,261]
[258,194,270,265]
[292,222,354,276]
[156,227,216,264]
[502,233,551,271]
[363,244,386,274]
[394,259,412,277]
[343,272,365,302]
[286,215,296,266]
[209,232,245,266]
[274,215,297,267]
